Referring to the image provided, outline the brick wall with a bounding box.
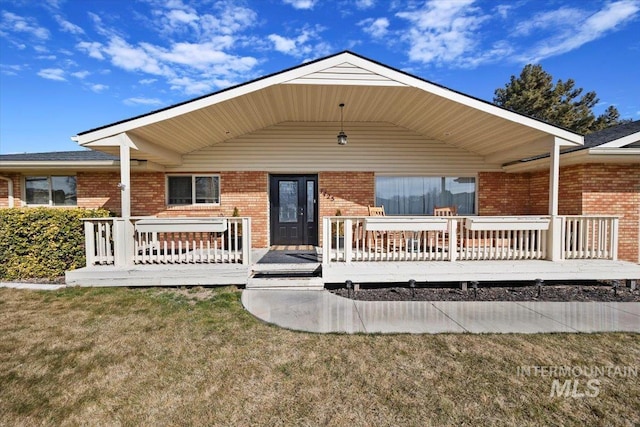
[580,164,640,263]
[77,172,121,213]
[0,173,21,207]
[318,172,375,245]
[478,172,530,215]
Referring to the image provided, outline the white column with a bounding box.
[119,142,131,218]
[548,138,560,216]
[547,137,562,261]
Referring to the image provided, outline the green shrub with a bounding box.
[0,208,111,280]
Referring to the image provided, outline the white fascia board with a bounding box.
[588,148,640,156]
[591,132,640,149]
[73,52,583,146]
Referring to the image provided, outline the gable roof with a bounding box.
[72,51,582,167]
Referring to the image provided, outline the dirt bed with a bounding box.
[329,281,640,302]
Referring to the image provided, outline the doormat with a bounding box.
[257,250,320,264]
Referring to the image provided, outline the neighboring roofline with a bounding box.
[503,147,640,172]
[73,50,583,146]
[0,159,164,172]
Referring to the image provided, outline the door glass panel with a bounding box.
[306,181,314,223]
[279,181,298,223]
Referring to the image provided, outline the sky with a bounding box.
[0,0,639,154]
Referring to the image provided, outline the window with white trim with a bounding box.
[25,176,77,206]
[167,175,220,205]
[375,176,476,215]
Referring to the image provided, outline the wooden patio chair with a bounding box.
[368,205,385,216]
[433,206,458,216]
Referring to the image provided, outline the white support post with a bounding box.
[547,138,562,261]
[119,142,131,218]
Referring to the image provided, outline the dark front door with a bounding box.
[270,175,318,246]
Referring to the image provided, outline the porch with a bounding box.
[65,215,640,287]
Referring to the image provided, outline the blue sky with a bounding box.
[1,0,639,154]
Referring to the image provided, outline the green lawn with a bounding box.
[0,286,638,426]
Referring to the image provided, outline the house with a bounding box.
[1,51,638,287]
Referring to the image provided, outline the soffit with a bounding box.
[90,83,564,165]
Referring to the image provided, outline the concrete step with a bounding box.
[251,262,321,276]
[246,276,324,290]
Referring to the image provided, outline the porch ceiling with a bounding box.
[77,52,583,167]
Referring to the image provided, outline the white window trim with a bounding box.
[166,174,221,206]
[23,175,77,207]
[373,174,478,215]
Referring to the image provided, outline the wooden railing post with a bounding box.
[242,217,252,265]
[322,217,331,265]
[344,219,353,263]
[610,217,619,260]
[547,215,563,261]
[84,220,96,266]
[449,218,457,262]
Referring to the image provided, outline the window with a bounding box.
[375,176,476,215]
[25,176,77,206]
[167,175,219,205]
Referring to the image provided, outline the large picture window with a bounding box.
[167,175,220,205]
[25,176,77,206]
[375,176,475,215]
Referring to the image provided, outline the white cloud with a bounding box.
[355,0,376,9]
[283,0,317,9]
[55,15,84,34]
[37,54,57,60]
[0,64,23,76]
[90,83,108,93]
[359,17,389,38]
[139,78,157,85]
[0,11,50,40]
[104,36,168,75]
[516,0,640,63]
[77,41,105,60]
[72,70,90,79]
[37,68,65,81]
[268,26,329,57]
[396,0,490,66]
[124,97,164,106]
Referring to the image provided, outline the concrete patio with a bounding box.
[242,289,640,334]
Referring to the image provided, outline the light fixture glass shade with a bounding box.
[337,130,348,145]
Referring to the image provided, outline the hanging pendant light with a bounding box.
[337,103,347,145]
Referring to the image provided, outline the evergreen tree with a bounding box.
[494,64,624,134]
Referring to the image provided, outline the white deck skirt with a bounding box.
[322,259,640,284]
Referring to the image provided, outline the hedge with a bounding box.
[0,208,111,280]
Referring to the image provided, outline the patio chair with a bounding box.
[368,205,385,216]
[433,206,458,216]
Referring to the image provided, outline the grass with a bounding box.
[0,286,638,426]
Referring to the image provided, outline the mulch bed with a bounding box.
[329,281,640,302]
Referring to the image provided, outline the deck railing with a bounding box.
[323,215,618,264]
[83,217,251,267]
[561,215,618,260]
